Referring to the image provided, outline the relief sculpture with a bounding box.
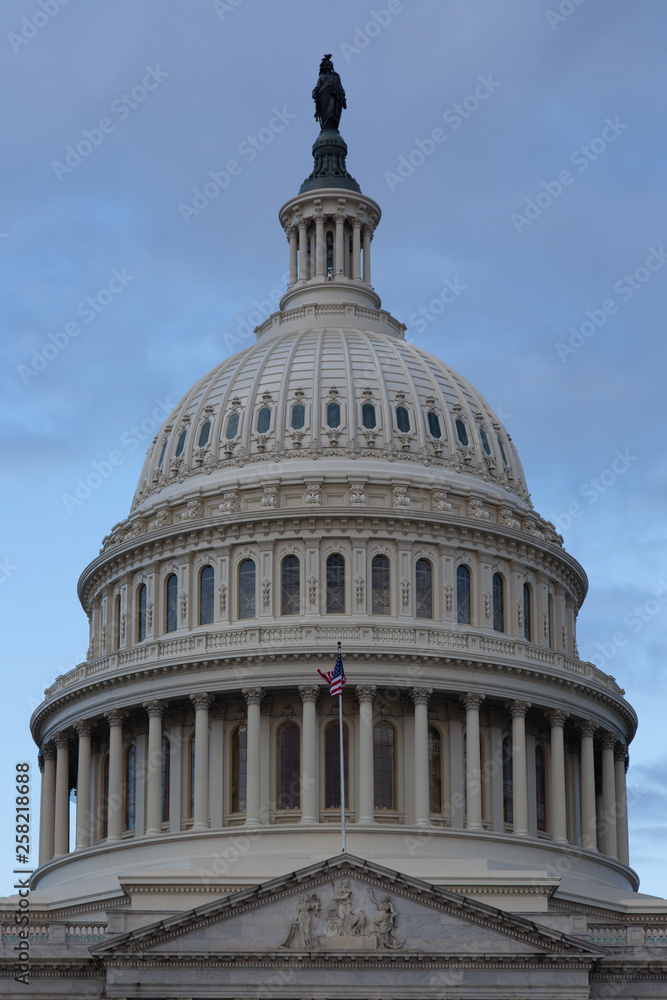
[281,880,401,950]
[282,893,320,949]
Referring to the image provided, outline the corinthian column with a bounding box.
[412,688,432,827]
[461,693,485,831]
[40,744,56,865]
[53,732,71,857]
[243,688,264,827]
[578,720,597,851]
[356,685,376,823]
[614,744,630,866]
[299,685,319,824]
[73,720,93,850]
[600,730,618,858]
[143,700,164,835]
[191,693,213,831]
[105,709,126,841]
[508,701,531,837]
[546,709,569,844]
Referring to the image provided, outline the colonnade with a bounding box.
[286,212,373,288]
[37,686,630,869]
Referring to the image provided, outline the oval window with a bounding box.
[362,402,376,429]
[198,421,211,448]
[427,411,442,438]
[479,425,491,455]
[225,412,239,439]
[257,407,271,434]
[396,406,410,432]
[291,403,305,430]
[455,418,468,447]
[326,401,341,428]
[174,429,187,457]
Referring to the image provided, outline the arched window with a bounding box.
[373,721,396,811]
[291,403,305,430]
[396,406,410,432]
[114,594,121,650]
[371,555,390,615]
[100,755,109,840]
[165,574,178,633]
[137,584,147,642]
[326,553,345,614]
[362,402,376,429]
[199,565,214,625]
[231,724,247,813]
[198,421,211,448]
[326,400,340,428]
[124,745,136,832]
[547,593,554,649]
[497,434,509,466]
[536,745,548,833]
[188,734,195,819]
[326,230,334,277]
[238,559,256,619]
[157,438,168,467]
[479,425,491,455]
[456,565,471,625]
[174,428,187,456]
[455,418,468,446]
[502,736,513,825]
[281,555,300,616]
[225,411,239,439]
[427,411,442,438]
[416,559,433,619]
[492,573,504,632]
[325,720,349,809]
[161,736,170,824]
[277,721,301,810]
[523,583,532,642]
[257,407,271,434]
[428,725,442,813]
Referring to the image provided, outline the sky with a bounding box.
[1,0,666,898]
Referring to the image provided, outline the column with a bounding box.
[614,744,630,866]
[297,219,307,282]
[288,226,298,286]
[37,754,45,865]
[411,688,432,827]
[53,732,70,857]
[461,693,485,832]
[508,701,530,837]
[40,745,56,865]
[143,700,164,836]
[314,211,325,278]
[356,685,376,823]
[191,693,213,831]
[546,710,569,844]
[352,218,361,281]
[334,207,345,276]
[448,703,465,829]
[73,721,93,850]
[299,685,319,824]
[243,688,264,827]
[578,721,597,850]
[600,731,618,858]
[362,224,372,283]
[105,709,125,842]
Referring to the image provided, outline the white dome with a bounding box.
[132,320,530,513]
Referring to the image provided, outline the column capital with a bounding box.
[73,719,94,737]
[242,686,265,707]
[104,709,127,728]
[577,719,597,739]
[41,743,56,761]
[410,687,433,706]
[600,729,618,751]
[545,709,569,728]
[356,684,377,704]
[143,699,166,718]
[507,700,530,719]
[614,742,628,762]
[53,731,71,750]
[461,692,485,712]
[37,753,44,773]
[190,692,214,711]
[298,684,319,703]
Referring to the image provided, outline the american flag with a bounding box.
[318,650,346,696]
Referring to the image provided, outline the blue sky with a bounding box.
[2,0,666,897]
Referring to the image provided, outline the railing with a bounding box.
[590,925,627,945]
[1,924,49,942]
[65,924,105,942]
[43,626,626,701]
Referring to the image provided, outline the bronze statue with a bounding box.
[312,54,347,132]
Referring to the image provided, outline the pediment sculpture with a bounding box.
[281,878,402,950]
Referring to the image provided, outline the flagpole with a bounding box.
[337,641,346,854]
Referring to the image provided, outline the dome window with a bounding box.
[257,407,271,434]
[166,574,178,633]
[157,438,168,467]
[479,426,491,455]
[362,402,376,429]
[396,406,410,433]
[239,559,256,619]
[291,403,305,430]
[497,434,509,466]
[326,401,341,428]
[427,411,442,438]
[492,573,505,633]
[225,412,239,439]
[198,421,211,448]
[455,418,469,447]
[174,429,187,457]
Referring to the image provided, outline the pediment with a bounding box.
[94,854,598,962]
